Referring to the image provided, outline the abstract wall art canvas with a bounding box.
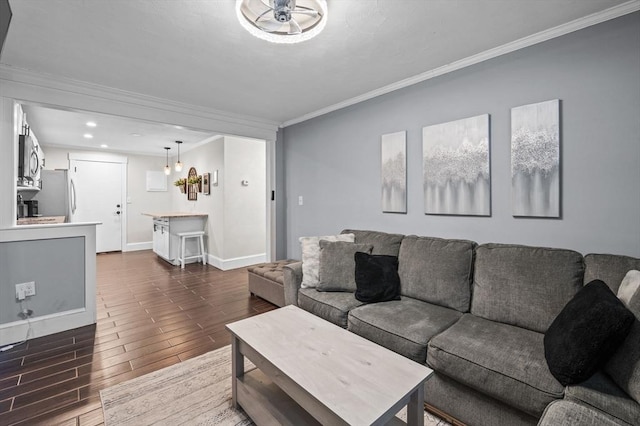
[422,115,491,216]
[511,99,560,217]
[381,131,407,213]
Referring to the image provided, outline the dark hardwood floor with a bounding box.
[0,250,277,425]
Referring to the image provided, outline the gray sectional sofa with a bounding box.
[282,229,640,426]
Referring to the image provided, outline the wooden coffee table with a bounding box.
[226,305,432,425]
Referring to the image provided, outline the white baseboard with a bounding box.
[207,253,267,271]
[124,241,153,252]
[0,308,95,347]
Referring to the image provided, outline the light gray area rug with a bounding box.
[100,345,449,425]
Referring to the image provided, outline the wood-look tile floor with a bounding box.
[0,250,276,426]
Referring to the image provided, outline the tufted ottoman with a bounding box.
[247,260,296,307]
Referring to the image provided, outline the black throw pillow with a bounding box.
[544,279,635,386]
[354,252,401,303]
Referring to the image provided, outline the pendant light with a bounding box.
[174,140,183,172]
[163,147,171,175]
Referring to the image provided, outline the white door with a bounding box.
[69,159,123,253]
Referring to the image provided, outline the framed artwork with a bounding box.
[511,99,560,218]
[422,114,491,216]
[203,172,211,195]
[381,131,407,213]
[187,167,198,201]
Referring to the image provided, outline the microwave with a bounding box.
[18,133,42,188]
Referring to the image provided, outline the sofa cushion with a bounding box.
[354,252,401,303]
[299,233,355,288]
[348,297,462,364]
[539,400,626,426]
[341,229,404,256]
[565,372,640,426]
[427,314,564,417]
[471,243,584,333]
[317,241,373,292]
[397,235,475,312]
[297,288,362,328]
[544,280,635,386]
[606,284,640,404]
[584,253,640,293]
[424,373,538,426]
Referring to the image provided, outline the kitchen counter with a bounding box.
[146,214,208,266]
[142,212,208,218]
[17,216,66,225]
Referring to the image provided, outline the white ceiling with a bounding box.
[2,0,635,155]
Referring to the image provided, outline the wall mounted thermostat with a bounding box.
[241,180,249,186]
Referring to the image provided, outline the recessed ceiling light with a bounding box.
[83,133,93,139]
[100,144,108,148]
[174,125,183,130]
[130,133,142,137]
[86,121,97,127]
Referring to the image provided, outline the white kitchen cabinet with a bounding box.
[153,218,170,260]
[148,213,207,265]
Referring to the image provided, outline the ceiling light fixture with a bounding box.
[174,141,183,172]
[236,0,327,44]
[164,147,171,175]
[83,133,93,139]
[86,121,97,127]
[100,144,108,148]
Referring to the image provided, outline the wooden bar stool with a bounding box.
[177,231,206,269]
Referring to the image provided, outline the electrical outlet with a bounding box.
[15,281,36,300]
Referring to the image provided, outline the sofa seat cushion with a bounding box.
[565,372,640,426]
[298,288,363,328]
[539,400,626,426]
[427,314,564,417]
[348,297,462,364]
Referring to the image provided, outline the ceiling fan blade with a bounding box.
[255,8,274,22]
[291,9,318,17]
[259,0,272,9]
[255,18,285,33]
[288,18,302,35]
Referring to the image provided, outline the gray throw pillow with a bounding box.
[317,240,373,292]
[299,233,355,288]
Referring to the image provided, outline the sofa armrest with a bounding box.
[283,261,303,306]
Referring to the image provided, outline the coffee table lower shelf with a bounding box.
[237,368,407,426]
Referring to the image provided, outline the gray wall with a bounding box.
[282,12,640,259]
[0,237,85,323]
[276,128,287,259]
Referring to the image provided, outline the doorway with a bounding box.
[69,153,127,253]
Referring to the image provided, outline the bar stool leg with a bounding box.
[199,234,206,265]
[180,235,186,269]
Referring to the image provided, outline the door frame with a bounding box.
[68,151,128,252]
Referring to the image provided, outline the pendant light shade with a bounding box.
[163,147,171,175]
[175,140,183,172]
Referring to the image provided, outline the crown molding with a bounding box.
[282,0,640,128]
[0,64,280,134]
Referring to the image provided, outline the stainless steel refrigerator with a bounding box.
[32,169,75,222]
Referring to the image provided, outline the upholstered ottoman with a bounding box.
[248,260,296,307]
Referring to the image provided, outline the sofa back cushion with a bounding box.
[471,243,584,333]
[584,253,640,293]
[398,235,476,312]
[341,229,404,257]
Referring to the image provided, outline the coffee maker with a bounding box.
[25,200,38,217]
